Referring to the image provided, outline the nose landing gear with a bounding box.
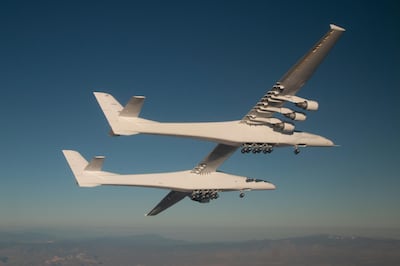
[294,144,305,155]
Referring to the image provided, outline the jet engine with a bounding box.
[296,100,319,111]
[284,111,307,121]
[269,95,319,111]
[276,122,295,133]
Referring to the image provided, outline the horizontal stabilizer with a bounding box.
[120,96,146,117]
[84,156,105,171]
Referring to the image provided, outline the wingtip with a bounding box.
[62,149,78,155]
[93,91,108,96]
[330,24,346,32]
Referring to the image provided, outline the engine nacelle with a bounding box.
[296,100,319,111]
[276,122,295,133]
[284,111,307,121]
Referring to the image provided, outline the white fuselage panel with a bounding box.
[115,118,333,147]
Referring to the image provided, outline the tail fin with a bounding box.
[62,150,103,187]
[93,92,147,136]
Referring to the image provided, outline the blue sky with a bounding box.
[0,0,399,241]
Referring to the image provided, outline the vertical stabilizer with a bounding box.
[62,150,88,179]
[93,92,124,134]
[62,150,100,187]
[93,92,152,136]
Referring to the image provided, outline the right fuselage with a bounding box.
[80,169,275,192]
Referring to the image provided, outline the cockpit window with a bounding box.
[246,178,267,183]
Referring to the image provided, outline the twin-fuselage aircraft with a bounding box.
[63,24,345,216]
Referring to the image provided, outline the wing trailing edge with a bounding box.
[146,190,189,216]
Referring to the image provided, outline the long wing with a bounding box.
[242,24,345,126]
[146,190,189,216]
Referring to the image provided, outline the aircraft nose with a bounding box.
[316,135,334,146]
[324,137,334,146]
[266,182,276,190]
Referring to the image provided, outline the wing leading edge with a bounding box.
[242,24,345,126]
[279,24,345,96]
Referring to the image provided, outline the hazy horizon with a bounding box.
[2,225,400,243]
[1,233,399,266]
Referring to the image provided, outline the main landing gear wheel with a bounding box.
[239,192,245,198]
[241,143,273,154]
[263,147,273,154]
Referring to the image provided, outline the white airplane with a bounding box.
[63,24,345,216]
[94,24,345,155]
[62,149,276,216]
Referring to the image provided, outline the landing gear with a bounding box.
[263,148,273,154]
[239,192,245,198]
[241,143,273,154]
[262,144,273,154]
[190,190,219,203]
[294,146,300,155]
[241,143,252,153]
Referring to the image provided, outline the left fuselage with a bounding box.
[115,118,334,147]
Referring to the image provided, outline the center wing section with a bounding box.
[191,143,239,174]
[242,24,345,130]
[146,144,238,216]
